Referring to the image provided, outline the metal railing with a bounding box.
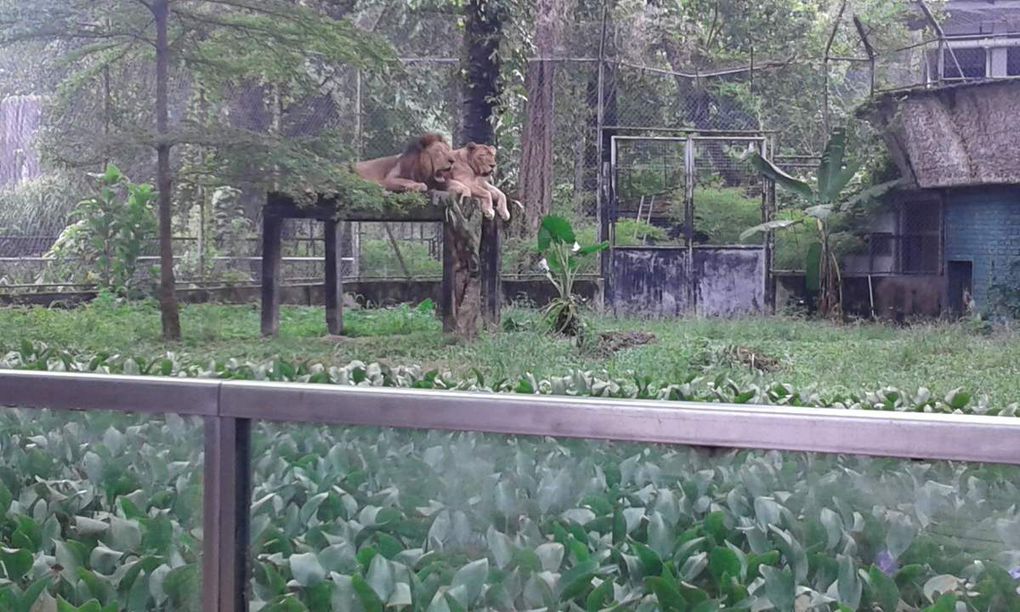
[2,369,1019,611]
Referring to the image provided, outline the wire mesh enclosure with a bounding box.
[610,134,770,246]
[6,0,1009,296]
[607,133,772,317]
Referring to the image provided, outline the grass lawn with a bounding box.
[1,297,1019,407]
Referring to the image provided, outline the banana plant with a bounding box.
[741,129,901,317]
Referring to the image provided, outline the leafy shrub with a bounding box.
[537,215,608,336]
[43,165,156,295]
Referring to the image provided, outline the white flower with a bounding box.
[572,242,581,253]
[538,258,549,271]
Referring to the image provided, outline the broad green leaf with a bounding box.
[804,204,835,220]
[747,153,814,201]
[318,544,357,574]
[836,554,862,609]
[885,512,916,559]
[538,215,576,250]
[290,552,326,587]
[631,540,662,577]
[1,548,33,581]
[486,527,514,569]
[867,565,900,611]
[680,551,708,581]
[559,560,598,600]
[586,578,614,611]
[761,565,795,612]
[805,242,822,294]
[109,516,142,552]
[535,542,564,572]
[739,219,803,240]
[450,559,488,605]
[262,595,309,612]
[927,593,958,612]
[351,574,384,612]
[820,509,844,550]
[817,128,848,201]
[841,179,903,211]
[365,554,393,602]
[769,526,808,583]
[20,577,51,611]
[708,547,740,585]
[645,576,687,611]
[647,511,673,557]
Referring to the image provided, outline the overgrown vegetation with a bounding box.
[2,301,1019,410]
[2,406,1017,610]
[743,129,900,317]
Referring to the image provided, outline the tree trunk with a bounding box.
[519,0,564,233]
[454,0,502,338]
[153,0,181,341]
[462,0,500,144]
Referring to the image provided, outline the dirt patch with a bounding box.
[595,331,657,356]
[720,345,782,372]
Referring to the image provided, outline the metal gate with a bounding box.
[604,132,775,317]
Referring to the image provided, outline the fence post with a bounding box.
[325,219,343,335]
[203,414,252,612]
[480,217,501,326]
[260,210,283,337]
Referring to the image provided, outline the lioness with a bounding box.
[444,143,511,221]
[355,133,456,193]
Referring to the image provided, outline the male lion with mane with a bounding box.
[355,133,455,193]
[444,142,511,221]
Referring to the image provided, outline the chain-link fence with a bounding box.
[610,135,768,246]
[1,3,944,294]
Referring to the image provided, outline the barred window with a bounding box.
[899,202,941,274]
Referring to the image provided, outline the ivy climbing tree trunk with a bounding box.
[519,0,565,233]
[153,0,181,341]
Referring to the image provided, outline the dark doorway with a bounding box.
[947,260,973,315]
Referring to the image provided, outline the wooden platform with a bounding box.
[261,192,500,337]
[265,192,449,223]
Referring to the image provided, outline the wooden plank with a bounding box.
[260,213,283,337]
[480,217,501,325]
[441,219,456,333]
[324,219,343,335]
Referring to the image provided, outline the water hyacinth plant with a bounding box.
[2,405,1018,610]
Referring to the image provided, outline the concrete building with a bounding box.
[845,1,1020,318]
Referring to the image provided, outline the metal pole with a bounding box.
[596,5,610,303]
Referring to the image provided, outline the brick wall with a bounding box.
[944,186,1020,309]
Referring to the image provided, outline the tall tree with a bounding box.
[0,0,393,340]
[518,0,565,232]
[462,0,504,145]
